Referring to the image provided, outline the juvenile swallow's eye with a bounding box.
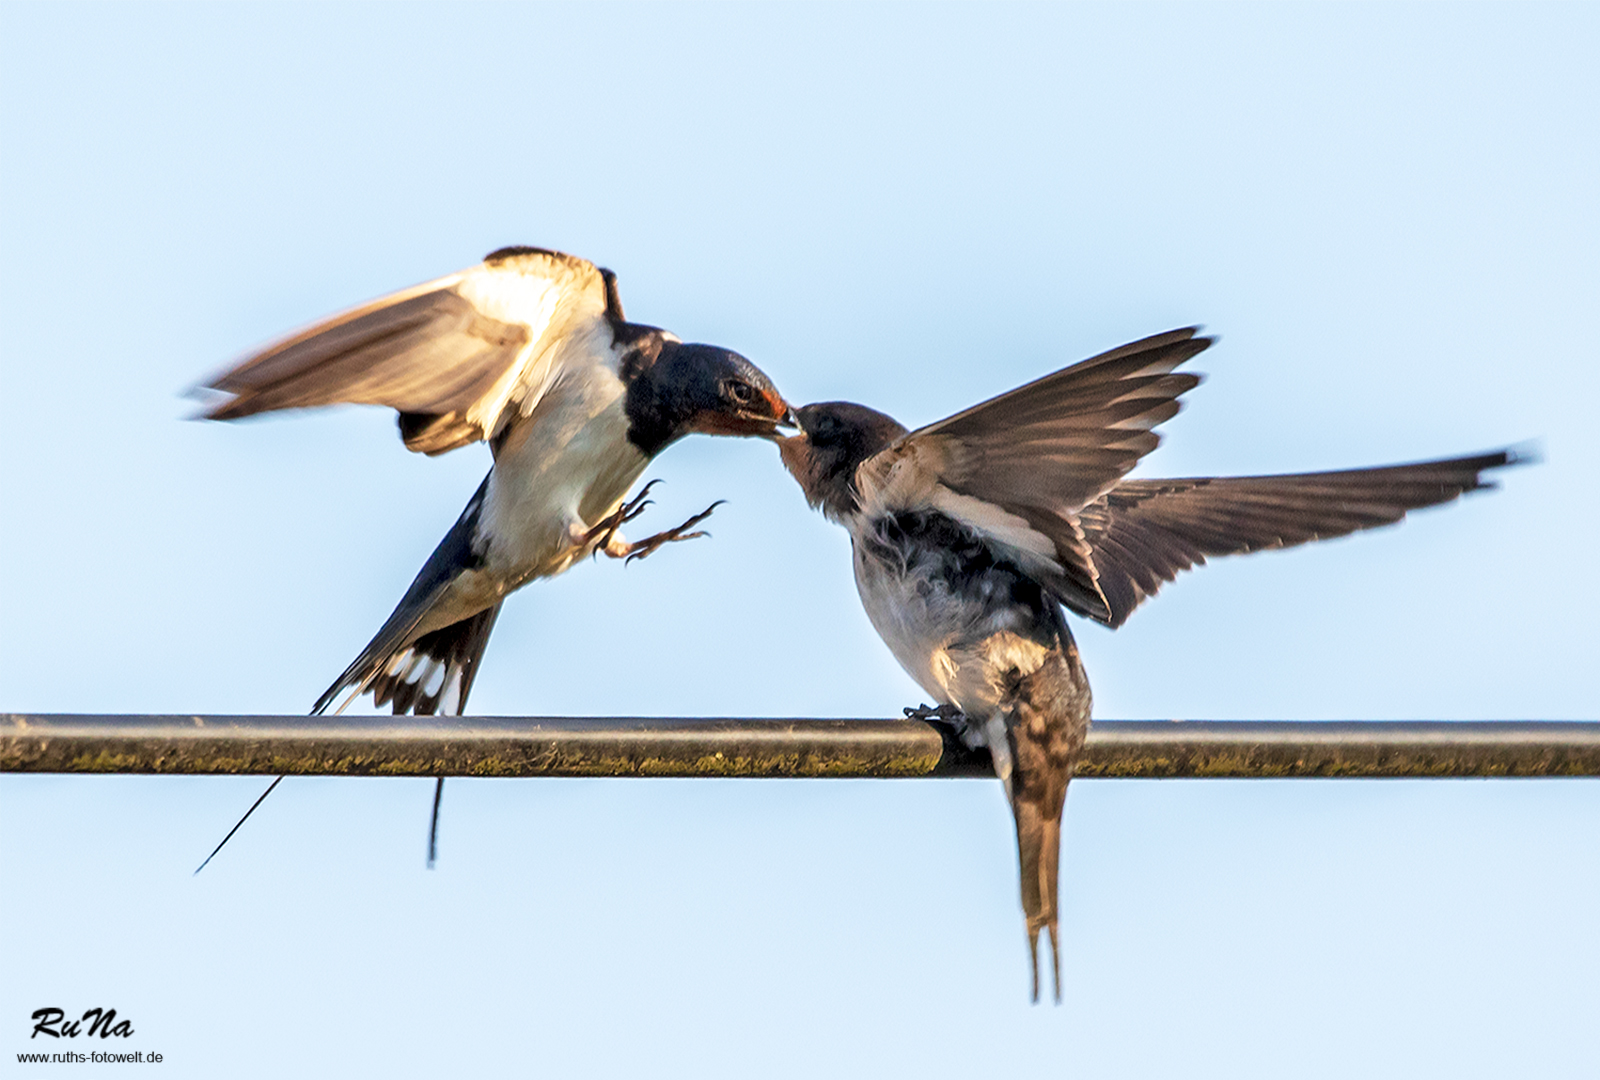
[724,380,755,406]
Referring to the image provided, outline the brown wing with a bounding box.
[857,327,1211,621]
[200,247,611,454]
[1079,449,1522,627]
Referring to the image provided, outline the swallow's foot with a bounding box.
[586,479,664,555]
[903,702,967,729]
[907,703,992,775]
[606,500,725,565]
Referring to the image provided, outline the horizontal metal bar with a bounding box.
[3,714,1598,779]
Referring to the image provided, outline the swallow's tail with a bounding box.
[326,604,504,717]
[315,604,503,867]
[196,607,501,874]
[1004,635,1090,1003]
[1013,789,1065,1004]
[311,481,499,718]
[197,479,501,873]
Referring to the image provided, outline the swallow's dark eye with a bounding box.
[724,380,755,406]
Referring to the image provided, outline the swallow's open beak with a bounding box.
[775,408,808,456]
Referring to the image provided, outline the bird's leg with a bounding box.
[605,500,726,565]
[905,703,996,775]
[585,479,664,556]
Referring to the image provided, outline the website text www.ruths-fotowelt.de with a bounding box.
[16,1050,164,1064]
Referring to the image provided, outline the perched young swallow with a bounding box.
[195,245,794,868]
[778,327,1519,1002]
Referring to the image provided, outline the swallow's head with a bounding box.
[779,401,908,520]
[626,341,795,456]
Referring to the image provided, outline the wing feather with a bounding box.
[200,248,611,454]
[1079,449,1520,627]
[856,327,1212,621]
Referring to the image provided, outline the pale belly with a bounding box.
[852,532,1058,747]
[480,373,649,585]
[853,540,957,704]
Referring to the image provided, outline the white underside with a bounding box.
[407,322,650,635]
[482,344,649,579]
[849,520,1051,736]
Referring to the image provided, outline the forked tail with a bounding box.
[1013,795,1065,1004]
[193,605,502,874]
[1002,635,1089,1003]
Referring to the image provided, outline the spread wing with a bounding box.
[1078,449,1522,627]
[854,327,1211,622]
[199,246,618,454]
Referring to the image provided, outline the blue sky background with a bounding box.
[2,3,1597,1077]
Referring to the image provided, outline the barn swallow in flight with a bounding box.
[194,246,794,869]
[778,327,1518,1002]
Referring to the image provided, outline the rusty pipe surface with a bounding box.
[3,714,1598,779]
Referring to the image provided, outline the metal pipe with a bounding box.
[4,714,1597,779]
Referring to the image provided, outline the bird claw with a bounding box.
[586,479,666,555]
[903,702,967,729]
[609,500,726,565]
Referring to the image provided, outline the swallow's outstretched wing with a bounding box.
[1077,450,1523,627]
[853,327,1211,622]
[200,246,620,454]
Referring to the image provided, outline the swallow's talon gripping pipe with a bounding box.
[903,702,968,727]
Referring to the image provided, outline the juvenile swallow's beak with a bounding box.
[741,393,798,440]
